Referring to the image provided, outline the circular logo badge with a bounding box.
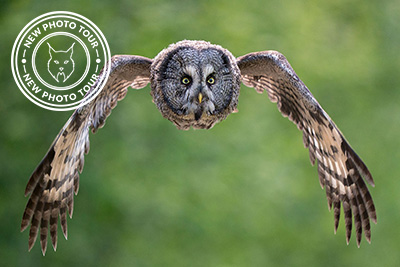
[11,11,111,111]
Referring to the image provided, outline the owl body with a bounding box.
[150,40,241,130]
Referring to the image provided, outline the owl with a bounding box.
[21,40,377,255]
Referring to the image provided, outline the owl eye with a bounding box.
[64,60,69,64]
[181,76,192,85]
[207,75,215,85]
[54,60,59,64]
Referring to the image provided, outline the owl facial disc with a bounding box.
[150,40,241,130]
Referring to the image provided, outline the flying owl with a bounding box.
[21,40,377,255]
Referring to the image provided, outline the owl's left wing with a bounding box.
[21,55,152,255]
[237,51,376,246]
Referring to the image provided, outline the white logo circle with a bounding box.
[11,11,111,111]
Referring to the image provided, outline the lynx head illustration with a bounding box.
[47,42,75,83]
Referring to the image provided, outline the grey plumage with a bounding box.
[21,40,376,255]
[151,40,240,129]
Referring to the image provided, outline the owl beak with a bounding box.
[198,93,203,104]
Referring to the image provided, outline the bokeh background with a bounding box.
[1,0,399,266]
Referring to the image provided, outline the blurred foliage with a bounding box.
[1,0,400,266]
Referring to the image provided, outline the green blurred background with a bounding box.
[1,0,399,266]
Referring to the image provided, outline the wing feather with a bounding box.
[21,55,152,255]
[237,51,376,246]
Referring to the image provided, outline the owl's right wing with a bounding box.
[237,51,376,246]
[21,55,152,255]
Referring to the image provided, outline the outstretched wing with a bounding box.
[237,51,376,246]
[21,55,152,255]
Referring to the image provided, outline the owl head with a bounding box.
[150,40,241,130]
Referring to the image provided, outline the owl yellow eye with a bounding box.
[181,76,191,85]
[207,76,215,85]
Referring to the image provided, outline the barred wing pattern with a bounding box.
[237,51,376,246]
[21,55,152,255]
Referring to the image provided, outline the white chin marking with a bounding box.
[204,101,215,113]
[182,102,198,113]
